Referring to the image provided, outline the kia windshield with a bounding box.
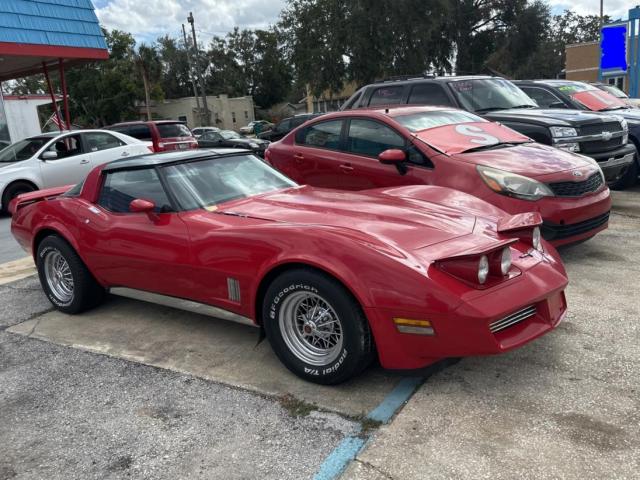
[220,131,242,140]
[448,79,537,113]
[0,137,49,162]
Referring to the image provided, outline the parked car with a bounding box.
[266,106,611,247]
[198,130,269,156]
[514,80,640,188]
[106,120,197,153]
[0,129,151,213]
[192,126,220,139]
[590,82,640,109]
[10,149,567,384]
[257,114,323,142]
[239,120,274,135]
[341,76,636,187]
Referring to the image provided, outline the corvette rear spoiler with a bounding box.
[497,212,542,233]
[8,185,73,215]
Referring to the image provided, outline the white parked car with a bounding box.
[0,129,151,213]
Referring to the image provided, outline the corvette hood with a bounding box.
[454,142,596,178]
[216,186,478,250]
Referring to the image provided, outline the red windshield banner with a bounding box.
[414,122,531,155]
[571,90,627,111]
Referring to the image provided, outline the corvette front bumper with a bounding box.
[364,259,568,370]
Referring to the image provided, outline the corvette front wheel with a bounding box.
[263,269,374,384]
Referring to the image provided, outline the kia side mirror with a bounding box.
[378,149,406,164]
[129,198,156,214]
[41,151,58,160]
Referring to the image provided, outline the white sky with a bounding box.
[93,0,632,44]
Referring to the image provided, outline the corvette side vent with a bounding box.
[227,278,241,302]
[490,305,536,334]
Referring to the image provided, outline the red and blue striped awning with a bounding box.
[0,0,108,81]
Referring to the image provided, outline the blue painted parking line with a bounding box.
[313,376,425,480]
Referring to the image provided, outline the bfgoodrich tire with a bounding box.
[263,268,374,385]
[36,235,105,314]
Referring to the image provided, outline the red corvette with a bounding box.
[10,150,568,384]
[266,106,612,247]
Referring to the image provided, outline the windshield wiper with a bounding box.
[508,104,537,109]
[474,107,509,113]
[601,106,626,111]
[462,141,530,153]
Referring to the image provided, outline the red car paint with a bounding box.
[266,106,611,246]
[106,120,198,152]
[10,152,568,371]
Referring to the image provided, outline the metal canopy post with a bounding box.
[58,58,71,130]
[42,61,63,131]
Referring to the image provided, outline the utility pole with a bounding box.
[187,12,211,126]
[182,23,202,125]
[600,0,604,27]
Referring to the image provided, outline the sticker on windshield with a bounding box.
[454,124,500,145]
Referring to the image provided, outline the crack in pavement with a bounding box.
[353,458,396,480]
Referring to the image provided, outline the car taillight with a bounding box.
[436,246,515,288]
[264,149,273,165]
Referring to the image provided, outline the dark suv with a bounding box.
[514,79,640,188]
[342,76,636,186]
[257,113,323,142]
[106,120,198,153]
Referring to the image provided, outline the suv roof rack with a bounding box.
[380,74,435,83]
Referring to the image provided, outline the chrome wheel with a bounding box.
[279,292,343,366]
[43,249,74,303]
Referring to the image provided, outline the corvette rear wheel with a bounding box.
[263,268,374,384]
[36,235,105,314]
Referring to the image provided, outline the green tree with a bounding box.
[135,43,163,120]
[157,35,193,99]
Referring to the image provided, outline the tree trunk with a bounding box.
[143,73,152,121]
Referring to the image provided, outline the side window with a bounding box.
[203,132,222,141]
[98,168,172,213]
[44,134,83,159]
[406,145,434,168]
[84,132,125,152]
[346,119,405,157]
[278,119,292,132]
[520,87,563,108]
[368,86,404,106]
[408,84,453,107]
[342,90,363,110]
[290,117,306,128]
[128,124,153,141]
[296,120,343,150]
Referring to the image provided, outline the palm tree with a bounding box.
[135,44,162,121]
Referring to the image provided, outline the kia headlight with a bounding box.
[477,165,554,201]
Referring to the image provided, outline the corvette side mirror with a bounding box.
[41,151,58,160]
[378,149,406,164]
[130,198,155,214]
[548,101,566,109]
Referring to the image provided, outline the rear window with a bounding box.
[408,84,453,107]
[368,86,404,106]
[394,110,484,132]
[128,125,153,141]
[157,123,192,138]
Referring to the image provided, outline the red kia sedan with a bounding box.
[266,106,611,246]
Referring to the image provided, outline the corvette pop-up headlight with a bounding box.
[477,165,554,201]
[532,227,542,251]
[500,247,512,275]
[478,255,489,284]
[550,126,580,152]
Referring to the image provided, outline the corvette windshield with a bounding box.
[0,137,49,162]
[162,154,297,210]
[394,110,485,132]
[449,79,537,112]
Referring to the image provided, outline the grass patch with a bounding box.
[279,394,319,417]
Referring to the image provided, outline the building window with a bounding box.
[244,110,249,120]
[178,115,187,122]
[232,112,236,123]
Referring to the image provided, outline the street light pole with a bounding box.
[182,23,201,124]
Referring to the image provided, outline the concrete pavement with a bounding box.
[0,214,24,263]
[342,188,640,480]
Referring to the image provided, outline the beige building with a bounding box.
[305,82,358,113]
[148,94,255,131]
[565,42,602,85]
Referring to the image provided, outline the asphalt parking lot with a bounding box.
[1,187,639,479]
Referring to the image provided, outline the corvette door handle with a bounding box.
[294,153,304,164]
[339,164,354,172]
[79,159,89,164]
[121,151,130,157]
